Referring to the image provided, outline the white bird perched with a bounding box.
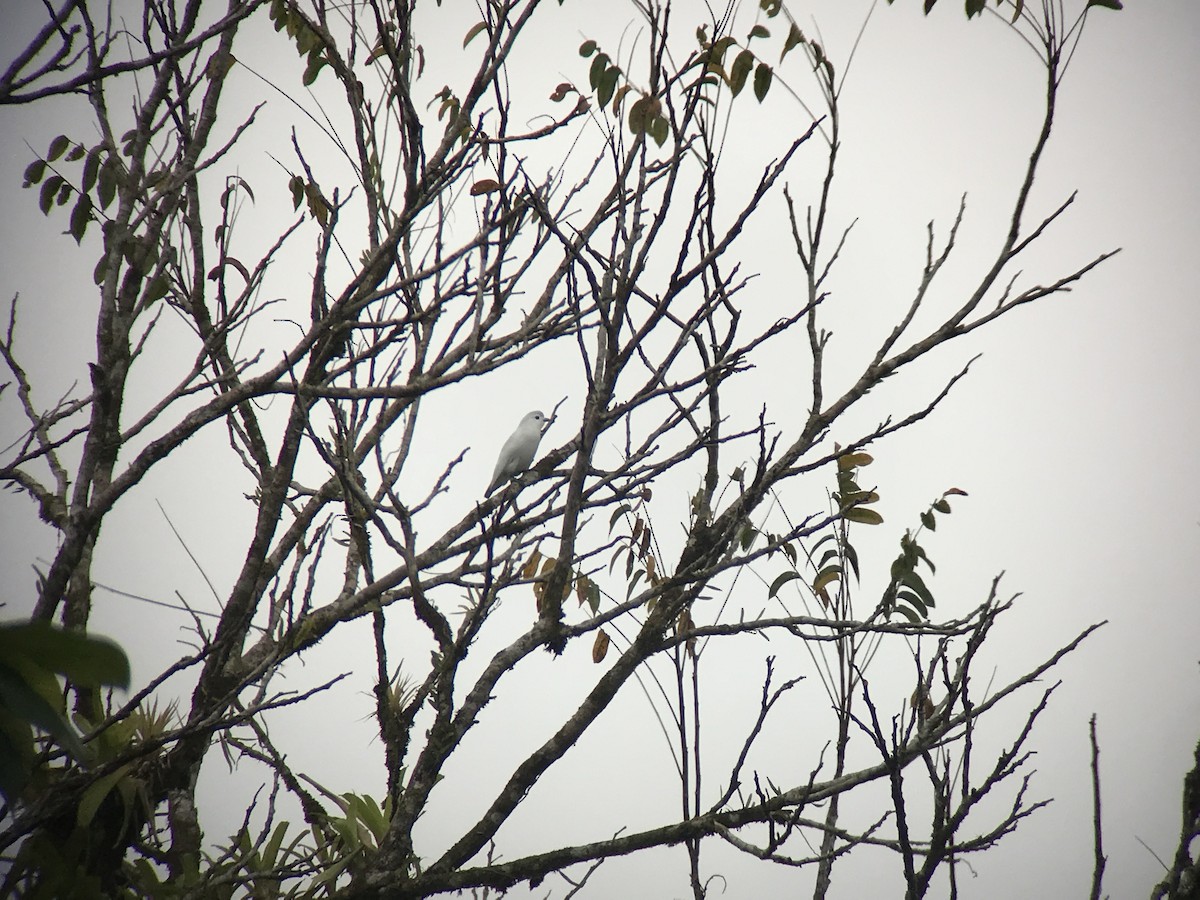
[485,410,548,496]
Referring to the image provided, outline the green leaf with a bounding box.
[933,498,951,514]
[748,24,770,40]
[65,143,85,162]
[0,622,130,689]
[837,451,873,471]
[77,763,132,828]
[844,541,861,581]
[841,489,879,507]
[0,662,76,751]
[628,96,651,135]
[597,65,619,108]
[589,53,610,90]
[97,159,118,210]
[648,115,669,147]
[262,820,290,867]
[753,63,772,102]
[585,580,600,615]
[739,521,757,552]
[900,569,936,610]
[144,275,170,304]
[288,174,304,210]
[781,24,805,62]
[579,39,597,57]
[729,48,754,97]
[836,472,860,496]
[302,52,327,86]
[70,193,93,244]
[39,175,63,215]
[768,570,800,599]
[896,591,928,619]
[231,175,254,204]
[295,24,317,55]
[708,36,737,68]
[625,568,645,601]
[843,507,883,525]
[905,537,935,575]
[310,856,353,889]
[82,147,101,193]
[0,660,89,802]
[611,83,633,114]
[22,159,45,188]
[0,714,34,803]
[47,135,70,161]
[810,532,836,552]
[353,793,389,843]
[920,510,936,531]
[964,0,985,17]
[1086,0,1122,8]
[608,504,631,533]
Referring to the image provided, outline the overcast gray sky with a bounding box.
[1,1,1197,897]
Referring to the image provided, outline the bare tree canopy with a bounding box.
[9,1,1185,899]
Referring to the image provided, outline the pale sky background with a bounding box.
[1,1,1198,898]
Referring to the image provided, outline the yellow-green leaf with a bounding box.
[843,507,883,525]
[648,115,669,147]
[813,564,842,594]
[463,21,487,48]
[837,451,874,471]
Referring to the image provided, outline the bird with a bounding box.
[485,410,548,496]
